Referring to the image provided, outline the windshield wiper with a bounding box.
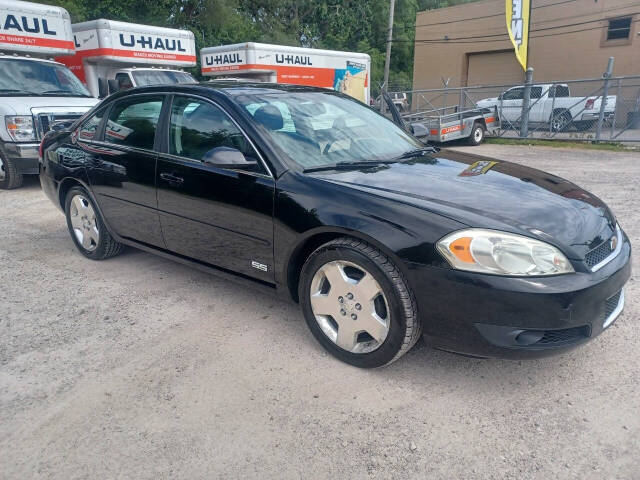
[40,90,90,97]
[393,146,439,161]
[303,161,392,174]
[0,88,37,95]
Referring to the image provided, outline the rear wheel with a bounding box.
[65,186,124,260]
[468,122,484,146]
[0,154,23,190]
[299,237,421,368]
[551,110,572,132]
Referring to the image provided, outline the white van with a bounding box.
[57,19,197,98]
[0,0,98,189]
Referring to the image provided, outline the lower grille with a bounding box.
[603,289,624,328]
[535,326,590,346]
[605,290,622,318]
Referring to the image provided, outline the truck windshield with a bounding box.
[132,70,196,87]
[0,59,91,97]
[234,91,424,170]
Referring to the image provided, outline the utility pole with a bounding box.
[382,0,396,101]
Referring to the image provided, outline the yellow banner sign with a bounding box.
[506,0,531,71]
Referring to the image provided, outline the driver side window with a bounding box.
[169,96,264,174]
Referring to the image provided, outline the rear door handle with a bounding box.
[160,172,184,184]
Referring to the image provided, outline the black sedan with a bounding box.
[39,83,631,368]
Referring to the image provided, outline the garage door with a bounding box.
[467,51,524,86]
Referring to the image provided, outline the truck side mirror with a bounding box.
[108,79,120,95]
[98,78,109,98]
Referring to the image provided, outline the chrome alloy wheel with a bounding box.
[309,260,390,354]
[69,194,99,251]
[473,127,483,143]
[0,156,5,181]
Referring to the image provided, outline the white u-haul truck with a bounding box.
[0,0,98,189]
[201,42,371,104]
[57,19,197,98]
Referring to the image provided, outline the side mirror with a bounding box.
[203,147,258,169]
[108,79,120,95]
[409,123,428,138]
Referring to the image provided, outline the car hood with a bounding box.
[477,97,498,105]
[0,96,97,115]
[310,149,616,260]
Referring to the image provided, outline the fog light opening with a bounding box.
[515,330,545,346]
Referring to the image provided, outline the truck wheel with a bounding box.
[551,110,572,132]
[299,237,421,368]
[65,186,124,260]
[0,154,23,190]
[468,123,484,146]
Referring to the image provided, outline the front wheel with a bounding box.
[0,154,23,190]
[468,122,485,146]
[65,186,124,260]
[299,237,421,368]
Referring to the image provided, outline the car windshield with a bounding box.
[132,70,196,87]
[0,58,91,97]
[233,91,424,169]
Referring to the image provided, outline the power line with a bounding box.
[408,13,638,43]
[412,0,579,29]
[395,0,640,36]
[397,18,639,44]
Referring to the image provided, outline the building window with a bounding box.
[607,17,632,40]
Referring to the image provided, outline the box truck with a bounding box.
[57,19,197,98]
[0,0,98,189]
[200,42,371,103]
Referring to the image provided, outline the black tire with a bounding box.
[467,122,484,146]
[299,237,421,368]
[64,186,124,260]
[0,154,24,190]
[551,110,572,132]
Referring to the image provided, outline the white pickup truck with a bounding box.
[476,84,617,132]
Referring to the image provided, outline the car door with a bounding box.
[499,87,524,123]
[86,94,166,247]
[156,95,275,283]
[526,86,545,123]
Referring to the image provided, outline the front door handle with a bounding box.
[160,172,184,185]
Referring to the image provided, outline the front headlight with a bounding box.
[437,229,574,276]
[5,116,36,142]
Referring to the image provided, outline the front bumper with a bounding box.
[1,142,40,174]
[407,235,631,359]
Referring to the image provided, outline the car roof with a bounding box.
[111,81,333,100]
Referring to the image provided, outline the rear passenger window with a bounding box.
[549,85,570,97]
[105,97,163,150]
[78,108,105,141]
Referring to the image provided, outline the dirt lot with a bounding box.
[1,144,639,479]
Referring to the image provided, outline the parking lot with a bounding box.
[1,144,638,479]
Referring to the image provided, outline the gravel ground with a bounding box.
[1,144,639,479]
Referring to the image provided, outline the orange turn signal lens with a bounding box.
[6,123,18,130]
[448,237,475,263]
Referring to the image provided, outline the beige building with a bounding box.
[412,0,639,89]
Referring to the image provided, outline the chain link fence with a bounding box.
[387,68,640,144]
